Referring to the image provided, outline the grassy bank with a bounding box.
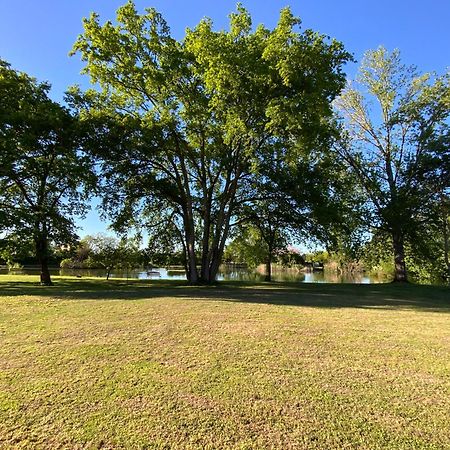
[0,276,449,449]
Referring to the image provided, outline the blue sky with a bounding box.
[1,0,449,238]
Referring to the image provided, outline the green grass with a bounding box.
[0,276,449,449]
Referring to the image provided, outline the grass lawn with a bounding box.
[0,276,449,449]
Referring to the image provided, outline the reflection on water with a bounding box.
[0,266,387,284]
[302,271,374,284]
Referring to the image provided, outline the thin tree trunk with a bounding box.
[35,233,52,286]
[208,246,224,284]
[180,202,198,283]
[207,201,236,283]
[204,172,240,284]
[186,244,198,283]
[204,194,230,282]
[443,217,450,279]
[184,221,198,283]
[265,252,272,282]
[200,197,212,283]
[392,231,407,282]
[177,154,199,284]
[179,238,189,281]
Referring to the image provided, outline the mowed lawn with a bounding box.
[0,276,449,449]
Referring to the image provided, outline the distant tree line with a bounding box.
[1,2,448,285]
[60,234,141,280]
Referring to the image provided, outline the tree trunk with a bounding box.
[184,229,198,283]
[265,253,272,282]
[443,216,450,279]
[207,247,223,284]
[207,205,236,283]
[35,233,52,286]
[200,195,212,283]
[181,207,199,284]
[202,213,226,284]
[178,154,199,284]
[186,246,198,283]
[199,167,240,284]
[392,232,408,282]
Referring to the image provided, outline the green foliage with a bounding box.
[0,236,34,268]
[0,60,95,284]
[361,229,449,283]
[70,2,351,283]
[223,227,268,268]
[60,258,76,269]
[304,250,330,264]
[141,250,184,268]
[277,248,306,267]
[224,226,305,271]
[360,232,395,277]
[335,47,450,281]
[61,234,142,279]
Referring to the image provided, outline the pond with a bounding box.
[0,266,389,283]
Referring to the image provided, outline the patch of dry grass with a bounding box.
[0,276,449,448]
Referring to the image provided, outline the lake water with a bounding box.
[0,266,388,284]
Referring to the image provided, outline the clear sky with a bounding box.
[1,0,449,238]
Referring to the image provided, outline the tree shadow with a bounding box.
[0,278,449,312]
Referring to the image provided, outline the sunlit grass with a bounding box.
[0,276,449,448]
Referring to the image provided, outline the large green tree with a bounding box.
[71,1,351,283]
[0,60,94,285]
[335,48,450,282]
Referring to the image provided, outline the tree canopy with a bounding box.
[70,1,352,283]
[0,60,95,284]
[78,234,141,279]
[335,47,450,282]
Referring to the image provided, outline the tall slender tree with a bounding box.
[335,48,450,282]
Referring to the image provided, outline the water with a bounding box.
[0,266,388,283]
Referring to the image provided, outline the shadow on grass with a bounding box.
[0,277,449,312]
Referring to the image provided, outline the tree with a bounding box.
[84,234,141,280]
[335,47,450,282]
[70,1,351,283]
[0,235,34,268]
[244,199,291,282]
[229,200,291,282]
[0,60,95,285]
[240,138,364,281]
[439,194,450,279]
[223,226,269,269]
